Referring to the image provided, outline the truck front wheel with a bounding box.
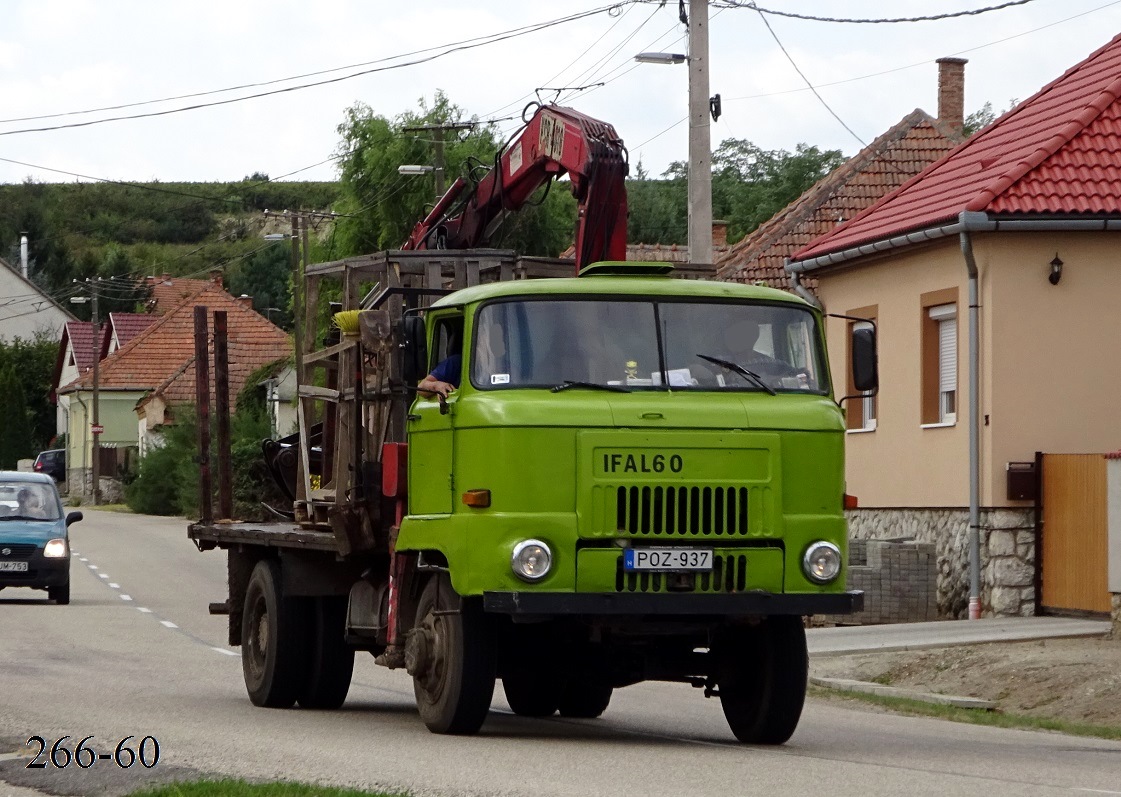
[242,559,309,708]
[557,678,613,718]
[716,616,808,744]
[408,574,496,734]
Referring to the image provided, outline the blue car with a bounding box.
[0,472,82,604]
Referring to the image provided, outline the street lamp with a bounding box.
[633,0,712,266]
[399,164,444,198]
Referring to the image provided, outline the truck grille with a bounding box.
[0,544,36,559]
[616,485,750,537]
[615,553,749,593]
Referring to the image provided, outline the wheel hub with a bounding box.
[405,625,434,679]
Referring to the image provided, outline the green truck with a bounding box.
[188,106,872,744]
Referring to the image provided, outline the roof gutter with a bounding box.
[789,210,1121,620]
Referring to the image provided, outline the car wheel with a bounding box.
[48,581,70,605]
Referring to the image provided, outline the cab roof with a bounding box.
[430,274,809,310]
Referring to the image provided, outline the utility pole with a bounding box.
[401,122,475,198]
[688,0,713,267]
[90,278,101,505]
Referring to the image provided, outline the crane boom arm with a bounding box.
[402,104,628,271]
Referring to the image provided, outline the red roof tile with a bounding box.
[716,110,960,290]
[794,34,1121,263]
[62,283,290,404]
[107,313,157,352]
[61,321,99,372]
[145,275,215,315]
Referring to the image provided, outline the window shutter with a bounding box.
[938,318,956,393]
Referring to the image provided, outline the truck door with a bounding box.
[407,314,462,515]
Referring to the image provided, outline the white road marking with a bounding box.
[78,557,87,562]
[138,607,152,613]
[88,565,98,570]
[109,583,120,589]
[211,647,239,657]
[120,594,132,601]
[160,620,178,629]
[1075,790,1121,795]
[98,573,109,579]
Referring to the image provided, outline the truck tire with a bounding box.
[557,678,613,718]
[409,574,496,735]
[298,597,354,710]
[716,616,807,745]
[242,559,309,708]
[502,671,559,717]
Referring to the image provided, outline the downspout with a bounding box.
[959,218,983,620]
[787,264,823,310]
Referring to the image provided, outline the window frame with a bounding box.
[920,288,959,427]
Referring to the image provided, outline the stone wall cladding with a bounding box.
[1112,594,1121,640]
[845,507,1036,619]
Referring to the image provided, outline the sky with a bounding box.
[1,0,1120,188]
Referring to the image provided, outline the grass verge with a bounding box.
[126,779,409,797]
[809,685,1121,741]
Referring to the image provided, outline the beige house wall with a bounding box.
[987,231,1121,496]
[816,229,1121,510]
[818,241,977,508]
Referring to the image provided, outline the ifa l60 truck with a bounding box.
[188,104,873,744]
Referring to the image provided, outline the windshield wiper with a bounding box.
[550,380,631,394]
[696,354,777,396]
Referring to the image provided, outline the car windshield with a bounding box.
[470,298,828,394]
[0,481,61,521]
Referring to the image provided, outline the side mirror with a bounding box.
[851,326,878,393]
[401,315,428,386]
[66,511,83,526]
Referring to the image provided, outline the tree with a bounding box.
[0,366,33,467]
[963,100,1017,138]
[0,336,58,452]
[227,243,294,330]
[332,91,576,259]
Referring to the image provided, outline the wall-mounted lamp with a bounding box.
[1049,254,1063,285]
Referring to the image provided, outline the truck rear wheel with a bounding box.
[557,678,613,718]
[716,616,807,745]
[242,559,309,708]
[298,596,354,709]
[408,574,496,734]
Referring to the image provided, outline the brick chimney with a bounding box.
[712,220,729,248]
[936,57,967,139]
[209,268,223,288]
[236,294,253,309]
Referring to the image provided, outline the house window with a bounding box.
[921,289,958,426]
[846,306,877,432]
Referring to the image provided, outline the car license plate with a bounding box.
[624,548,713,572]
[0,561,28,572]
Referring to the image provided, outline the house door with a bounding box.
[1040,454,1111,615]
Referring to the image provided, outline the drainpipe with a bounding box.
[786,264,823,310]
[959,219,983,620]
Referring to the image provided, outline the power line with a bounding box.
[717,0,1039,23]
[0,4,634,138]
[752,8,867,147]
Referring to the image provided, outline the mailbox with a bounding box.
[1006,461,1037,501]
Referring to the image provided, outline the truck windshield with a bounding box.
[470,298,828,394]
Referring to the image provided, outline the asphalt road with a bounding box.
[1,509,1119,797]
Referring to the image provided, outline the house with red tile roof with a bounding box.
[715,58,967,291]
[57,281,290,498]
[786,33,1121,622]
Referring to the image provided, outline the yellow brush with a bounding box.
[333,310,361,336]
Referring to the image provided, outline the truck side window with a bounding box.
[430,315,464,374]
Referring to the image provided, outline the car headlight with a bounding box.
[43,539,69,559]
[802,541,841,584]
[511,539,552,582]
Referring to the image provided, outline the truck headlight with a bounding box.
[802,541,841,584]
[511,539,552,582]
[43,539,68,558]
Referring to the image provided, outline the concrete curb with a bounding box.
[810,676,997,710]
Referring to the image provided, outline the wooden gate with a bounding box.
[1041,454,1110,615]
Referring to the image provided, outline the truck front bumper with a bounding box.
[483,590,863,616]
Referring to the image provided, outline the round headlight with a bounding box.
[511,539,552,582]
[43,539,68,559]
[802,541,842,584]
